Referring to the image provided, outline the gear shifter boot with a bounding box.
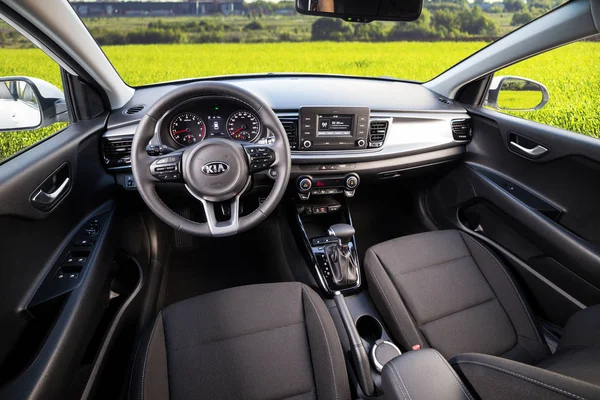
[325,243,359,286]
[325,224,359,287]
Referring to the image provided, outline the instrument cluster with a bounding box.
[160,97,263,147]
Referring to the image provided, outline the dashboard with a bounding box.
[102,75,472,183]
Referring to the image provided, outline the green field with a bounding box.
[0,40,598,160]
[497,90,543,110]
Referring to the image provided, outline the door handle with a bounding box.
[32,177,70,206]
[509,141,548,157]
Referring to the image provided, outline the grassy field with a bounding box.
[0,40,598,160]
[497,90,543,110]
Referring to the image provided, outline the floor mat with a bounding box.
[161,229,283,307]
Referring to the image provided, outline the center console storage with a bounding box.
[380,349,473,400]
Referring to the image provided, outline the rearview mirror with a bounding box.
[0,77,68,132]
[295,0,422,22]
[484,76,549,112]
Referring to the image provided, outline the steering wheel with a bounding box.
[131,82,291,237]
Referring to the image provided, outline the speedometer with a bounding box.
[227,110,261,142]
[170,113,206,146]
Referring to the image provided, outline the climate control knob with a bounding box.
[298,177,312,192]
[345,174,359,190]
[303,140,312,149]
[357,139,366,147]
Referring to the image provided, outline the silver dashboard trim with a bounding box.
[103,124,137,138]
[102,110,470,164]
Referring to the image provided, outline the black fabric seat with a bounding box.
[129,282,350,400]
[365,230,549,364]
[364,229,600,389]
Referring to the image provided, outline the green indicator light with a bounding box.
[215,106,219,110]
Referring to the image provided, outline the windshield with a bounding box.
[71,0,566,86]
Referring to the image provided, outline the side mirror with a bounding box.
[0,77,68,132]
[484,76,549,111]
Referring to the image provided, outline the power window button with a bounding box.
[74,239,94,246]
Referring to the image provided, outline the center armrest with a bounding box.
[381,349,474,400]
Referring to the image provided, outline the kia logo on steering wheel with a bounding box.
[202,162,230,176]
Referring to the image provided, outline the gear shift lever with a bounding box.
[325,224,359,287]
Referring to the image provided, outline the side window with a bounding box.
[484,35,599,139]
[0,21,70,162]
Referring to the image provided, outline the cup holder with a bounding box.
[355,315,383,343]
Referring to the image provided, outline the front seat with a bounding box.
[364,229,600,388]
[365,230,549,364]
[129,282,350,400]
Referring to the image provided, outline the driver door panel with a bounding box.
[0,116,125,400]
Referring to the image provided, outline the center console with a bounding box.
[288,168,409,397]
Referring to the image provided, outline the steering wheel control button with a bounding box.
[151,154,182,181]
[245,146,275,172]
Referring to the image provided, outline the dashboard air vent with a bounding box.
[102,136,133,169]
[124,105,145,115]
[279,118,298,150]
[451,119,473,141]
[368,120,389,148]
[437,97,452,105]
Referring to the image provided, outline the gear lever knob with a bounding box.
[328,224,355,246]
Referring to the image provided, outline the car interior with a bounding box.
[0,0,599,399]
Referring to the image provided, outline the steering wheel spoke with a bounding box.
[241,141,277,173]
[149,151,184,183]
[198,196,241,237]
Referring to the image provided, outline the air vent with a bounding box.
[279,118,298,150]
[451,119,473,141]
[437,97,452,105]
[368,120,389,148]
[124,105,145,115]
[102,136,133,169]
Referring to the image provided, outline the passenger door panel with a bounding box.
[427,107,600,325]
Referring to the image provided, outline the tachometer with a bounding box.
[227,110,261,142]
[169,113,205,146]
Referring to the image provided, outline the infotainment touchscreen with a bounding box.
[317,114,353,136]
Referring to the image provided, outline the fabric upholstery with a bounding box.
[536,305,600,385]
[452,353,600,400]
[364,230,549,363]
[129,282,350,400]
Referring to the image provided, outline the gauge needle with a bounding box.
[231,127,244,135]
[173,129,188,134]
